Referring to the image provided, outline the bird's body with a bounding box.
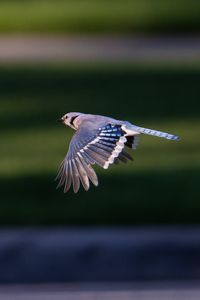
[56,112,180,193]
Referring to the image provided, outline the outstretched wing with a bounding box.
[56,123,137,193]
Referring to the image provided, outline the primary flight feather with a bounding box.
[56,112,180,193]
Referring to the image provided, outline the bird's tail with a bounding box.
[131,125,180,141]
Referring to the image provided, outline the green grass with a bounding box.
[0,0,199,34]
[0,64,200,225]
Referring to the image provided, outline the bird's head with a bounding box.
[59,112,83,130]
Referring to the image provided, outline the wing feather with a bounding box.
[78,153,98,186]
[87,144,111,158]
[75,157,90,191]
[56,161,68,188]
[80,151,95,165]
[64,162,72,193]
[84,148,106,168]
[71,159,80,193]
[56,122,135,192]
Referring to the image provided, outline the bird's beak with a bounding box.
[57,118,64,123]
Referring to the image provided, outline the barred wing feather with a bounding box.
[55,124,138,193]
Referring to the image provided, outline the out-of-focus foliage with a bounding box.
[0,65,199,225]
[0,0,199,34]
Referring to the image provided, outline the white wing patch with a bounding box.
[103,136,127,169]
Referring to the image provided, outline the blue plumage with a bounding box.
[98,124,125,139]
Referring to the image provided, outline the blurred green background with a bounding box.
[1,66,199,225]
[0,0,199,34]
[0,0,200,225]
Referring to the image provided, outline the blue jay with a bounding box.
[56,112,180,193]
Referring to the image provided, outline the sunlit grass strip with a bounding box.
[0,0,199,33]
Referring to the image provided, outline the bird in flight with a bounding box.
[56,112,180,193]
